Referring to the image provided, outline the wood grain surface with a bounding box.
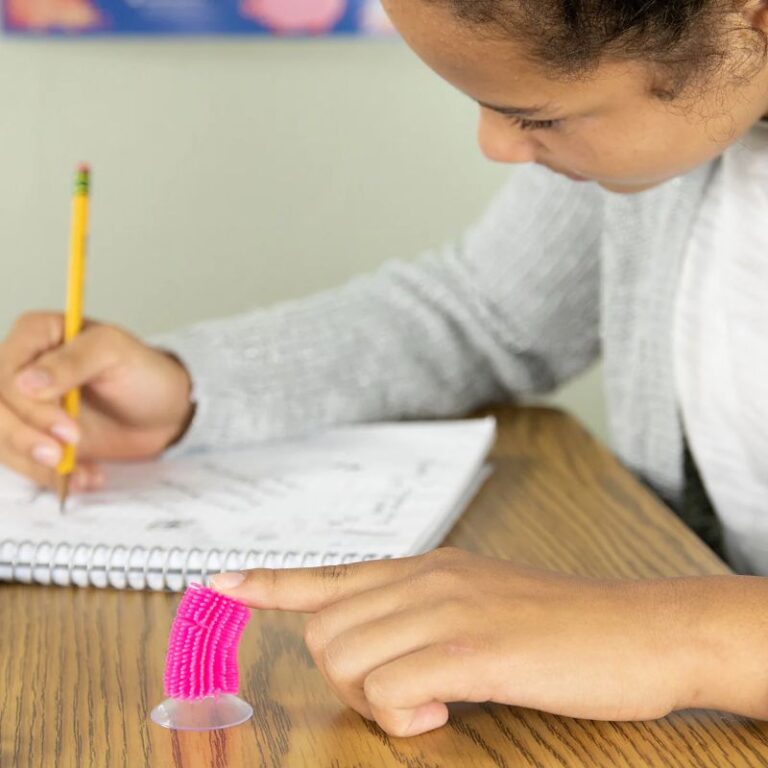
[1,406,767,768]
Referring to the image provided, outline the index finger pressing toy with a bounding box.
[151,583,253,731]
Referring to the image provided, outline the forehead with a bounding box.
[382,0,655,114]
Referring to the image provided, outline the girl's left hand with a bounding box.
[211,548,702,737]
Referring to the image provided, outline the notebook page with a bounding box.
[0,418,496,565]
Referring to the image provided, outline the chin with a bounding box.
[597,179,667,194]
[595,168,686,194]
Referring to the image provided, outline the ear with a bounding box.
[742,0,768,33]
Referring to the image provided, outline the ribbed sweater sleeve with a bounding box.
[149,165,603,455]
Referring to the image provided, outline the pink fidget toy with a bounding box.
[151,582,253,731]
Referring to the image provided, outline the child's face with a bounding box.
[384,0,768,193]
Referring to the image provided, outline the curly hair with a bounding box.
[425,0,766,100]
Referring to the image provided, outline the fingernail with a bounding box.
[210,572,245,590]
[51,423,80,445]
[16,368,51,393]
[32,444,61,468]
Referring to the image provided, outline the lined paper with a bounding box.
[0,419,495,589]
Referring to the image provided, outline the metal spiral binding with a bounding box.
[52,541,70,585]
[0,538,383,591]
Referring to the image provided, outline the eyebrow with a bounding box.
[477,100,559,117]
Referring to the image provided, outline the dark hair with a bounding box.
[426,0,766,100]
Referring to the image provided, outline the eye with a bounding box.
[507,116,562,131]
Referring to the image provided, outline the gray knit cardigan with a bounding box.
[152,158,718,536]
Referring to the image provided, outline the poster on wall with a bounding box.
[2,0,395,36]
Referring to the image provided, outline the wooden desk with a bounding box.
[2,407,767,767]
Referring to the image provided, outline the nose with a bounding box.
[477,108,537,165]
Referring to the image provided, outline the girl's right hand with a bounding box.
[0,312,195,493]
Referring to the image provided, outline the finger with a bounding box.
[14,323,121,402]
[210,556,426,612]
[0,397,81,449]
[0,312,65,377]
[302,582,422,719]
[68,461,105,492]
[0,400,64,472]
[0,441,59,490]
[364,645,481,737]
[0,444,104,493]
[311,606,442,718]
[0,441,99,493]
[0,435,103,494]
[305,578,414,653]
[0,401,100,491]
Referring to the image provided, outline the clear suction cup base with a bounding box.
[150,694,253,731]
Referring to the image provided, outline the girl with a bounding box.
[3,0,768,737]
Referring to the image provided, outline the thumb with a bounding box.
[14,324,123,401]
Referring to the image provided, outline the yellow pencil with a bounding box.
[57,164,91,514]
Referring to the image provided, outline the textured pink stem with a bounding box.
[163,583,251,700]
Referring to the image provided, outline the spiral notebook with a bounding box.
[0,418,495,592]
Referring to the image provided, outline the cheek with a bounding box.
[541,120,689,181]
[567,110,726,182]
[534,128,608,173]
